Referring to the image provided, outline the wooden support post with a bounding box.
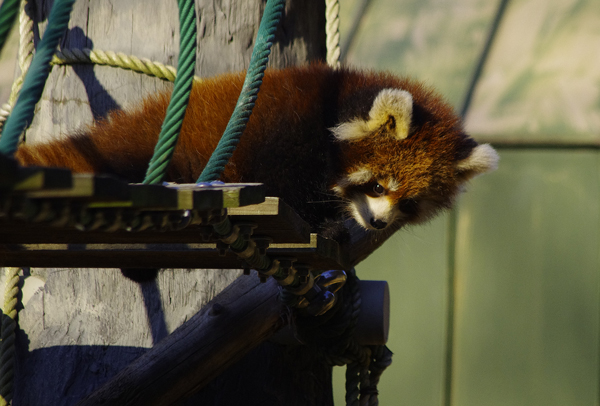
[76,274,285,406]
[13,1,329,405]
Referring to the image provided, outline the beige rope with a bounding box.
[1,8,202,133]
[325,0,341,68]
[0,0,35,134]
[0,3,33,403]
[51,48,202,83]
[0,267,20,405]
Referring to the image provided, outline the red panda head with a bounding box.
[330,81,498,232]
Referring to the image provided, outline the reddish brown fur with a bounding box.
[15,64,482,236]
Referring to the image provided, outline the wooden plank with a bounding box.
[7,166,73,191]
[24,173,130,201]
[0,154,19,189]
[0,197,309,244]
[0,234,348,270]
[166,183,266,209]
[0,155,73,191]
[228,197,311,243]
[68,182,265,210]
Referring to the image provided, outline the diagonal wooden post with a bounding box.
[77,274,284,406]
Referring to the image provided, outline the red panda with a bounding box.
[14,64,498,243]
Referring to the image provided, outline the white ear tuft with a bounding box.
[456,144,499,177]
[330,88,413,142]
[330,120,370,142]
[368,89,413,140]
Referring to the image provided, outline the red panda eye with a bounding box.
[373,183,385,195]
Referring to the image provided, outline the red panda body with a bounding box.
[15,64,498,240]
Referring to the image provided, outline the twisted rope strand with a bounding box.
[52,48,204,83]
[143,0,196,184]
[0,0,76,156]
[0,267,20,405]
[367,345,393,406]
[197,0,285,182]
[325,0,341,67]
[0,0,19,57]
[0,0,35,135]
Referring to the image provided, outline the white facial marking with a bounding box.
[333,167,374,192]
[331,185,344,196]
[347,167,373,184]
[385,177,401,192]
[348,194,401,230]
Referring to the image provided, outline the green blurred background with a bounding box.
[335,0,600,405]
[1,0,599,404]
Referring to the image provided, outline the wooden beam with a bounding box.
[76,273,285,406]
[0,196,307,245]
[0,233,348,270]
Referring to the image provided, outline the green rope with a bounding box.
[197,0,285,183]
[0,0,76,156]
[0,0,19,58]
[143,0,196,184]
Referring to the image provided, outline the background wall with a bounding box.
[335,0,600,405]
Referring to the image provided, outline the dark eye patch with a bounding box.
[350,181,387,197]
[398,199,419,216]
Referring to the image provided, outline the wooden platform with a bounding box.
[0,157,350,270]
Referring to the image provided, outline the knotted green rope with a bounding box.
[197,0,285,183]
[0,0,19,57]
[0,0,76,156]
[142,0,196,185]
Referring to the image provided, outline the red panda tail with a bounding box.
[14,91,172,183]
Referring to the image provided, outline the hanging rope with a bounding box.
[324,6,393,404]
[0,0,35,135]
[0,267,19,406]
[0,0,19,57]
[0,0,76,156]
[196,0,285,182]
[292,269,391,406]
[143,0,197,185]
[325,0,341,67]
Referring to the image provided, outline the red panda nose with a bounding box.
[370,219,387,229]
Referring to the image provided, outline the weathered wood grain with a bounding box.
[75,274,285,406]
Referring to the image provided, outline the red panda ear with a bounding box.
[331,88,413,142]
[455,144,499,180]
